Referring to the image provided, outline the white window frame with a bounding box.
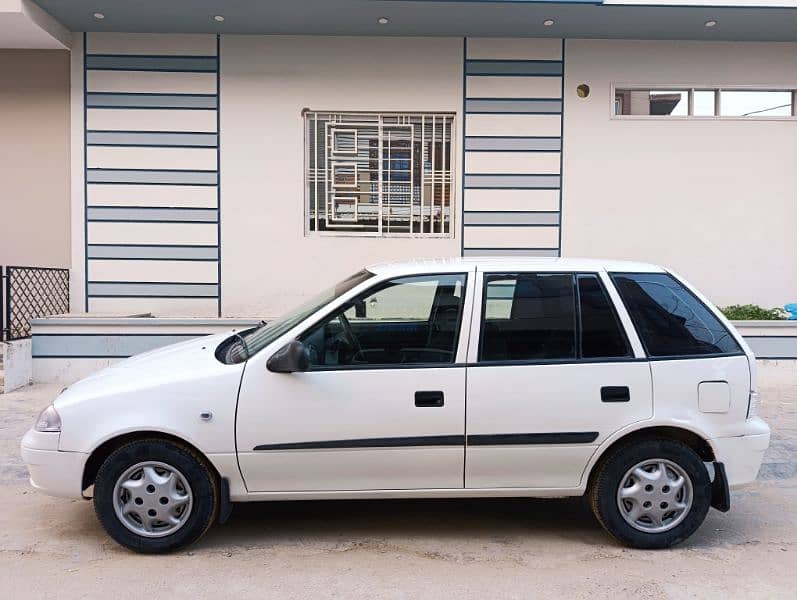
[611,84,797,120]
[304,110,456,238]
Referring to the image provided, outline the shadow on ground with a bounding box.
[192,496,613,551]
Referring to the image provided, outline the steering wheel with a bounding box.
[337,312,364,360]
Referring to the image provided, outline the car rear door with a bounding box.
[236,268,475,492]
[609,271,751,438]
[465,269,653,489]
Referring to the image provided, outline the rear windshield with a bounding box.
[610,272,742,358]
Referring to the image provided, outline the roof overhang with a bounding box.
[0,0,69,48]
[20,1,797,42]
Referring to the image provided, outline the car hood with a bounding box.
[55,331,240,410]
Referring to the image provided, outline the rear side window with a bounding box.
[577,275,631,359]
[480,272,632,362]
[610,272,741,358]
[481,273,576,361]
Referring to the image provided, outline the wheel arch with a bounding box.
[584,425,716,492]
[81,430,220,495]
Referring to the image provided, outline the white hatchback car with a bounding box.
[22,258,770,553]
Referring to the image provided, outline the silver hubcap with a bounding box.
[616,458,693,534]
[113,461,193,538]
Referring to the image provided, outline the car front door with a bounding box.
[236,270,473,492]
[465,270,653,489]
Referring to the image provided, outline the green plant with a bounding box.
[720,304,787,320]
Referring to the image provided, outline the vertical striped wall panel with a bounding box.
[462,38,564,258]
[83,33,221,315]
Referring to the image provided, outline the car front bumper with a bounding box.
[20,429,87,499]
[710,417,771,488]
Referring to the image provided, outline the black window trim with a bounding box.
[476,270,637,366]
[608,271,745,361]
[294,271,471,372]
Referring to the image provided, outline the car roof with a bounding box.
[366,257,667,277]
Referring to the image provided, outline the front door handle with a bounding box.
[601,386,630,403]
[415,391,444,407]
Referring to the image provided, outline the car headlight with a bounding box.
[34,405,61,433]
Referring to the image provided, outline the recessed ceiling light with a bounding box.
[704,20,717,28]
[377,17,389,25]
[543,19,555,27]
[213,15,225,22]
[93,12,105,20]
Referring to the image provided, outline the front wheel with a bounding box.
[589,439,712,549]
[93,439,218,553]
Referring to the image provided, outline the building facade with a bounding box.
[3,0,797,321]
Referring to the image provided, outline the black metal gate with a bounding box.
[1,266,69,341]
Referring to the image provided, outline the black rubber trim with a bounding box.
[711,461,731,513]
[253,435,464,451]
[252,431,600,451]
[467,432,599,445]
[218,477,233,524]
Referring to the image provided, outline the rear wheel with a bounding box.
[589,439,711,549]
[93,439,218,553]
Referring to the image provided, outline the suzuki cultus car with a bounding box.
[22,258,770,552]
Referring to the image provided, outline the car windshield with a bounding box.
[237,269,374,359]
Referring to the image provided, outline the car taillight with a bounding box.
[747,391,760,419]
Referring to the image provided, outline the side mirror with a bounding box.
[266,339,310,373]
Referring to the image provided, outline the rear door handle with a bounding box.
[601,386,630,402]
[415,391,444,407]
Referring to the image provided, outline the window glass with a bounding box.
[578,275,632,359]
[692,90,716,116]
[720,90,792,117]
[611,273,742,358]
[300,274,466,368]
[480,273,576,362]
[305,112,455,235]
[234,269,374,361]
[614,88,795,118]
[614,89,688,116]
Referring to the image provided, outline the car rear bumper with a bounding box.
[20,429,87,499]
[710,417,771,488]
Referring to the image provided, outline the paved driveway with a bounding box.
[0,363,795,599]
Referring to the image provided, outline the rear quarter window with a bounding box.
[610,272,741,358]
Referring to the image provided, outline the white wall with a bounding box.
[0,49,70,269]
[70,34,797,318]
[220,36,462,318]
[562,39,797,308]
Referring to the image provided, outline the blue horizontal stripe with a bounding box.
[86,54,218,72]
[87,206,218,223]
[465,174,561,189]
[87,168,218,186]
[87,244,219,261]
[466,60,563,77]
[466,98,562,114]
[32,333,208,358]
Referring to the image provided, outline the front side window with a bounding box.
[300,274,467,368]
[227,270,375,362]
[610,272,742,358]
[305,111,455,236]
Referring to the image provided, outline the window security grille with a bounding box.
[305,112,455,236]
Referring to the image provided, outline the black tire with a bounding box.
[589,438,711,549]
[93,439,218,553]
